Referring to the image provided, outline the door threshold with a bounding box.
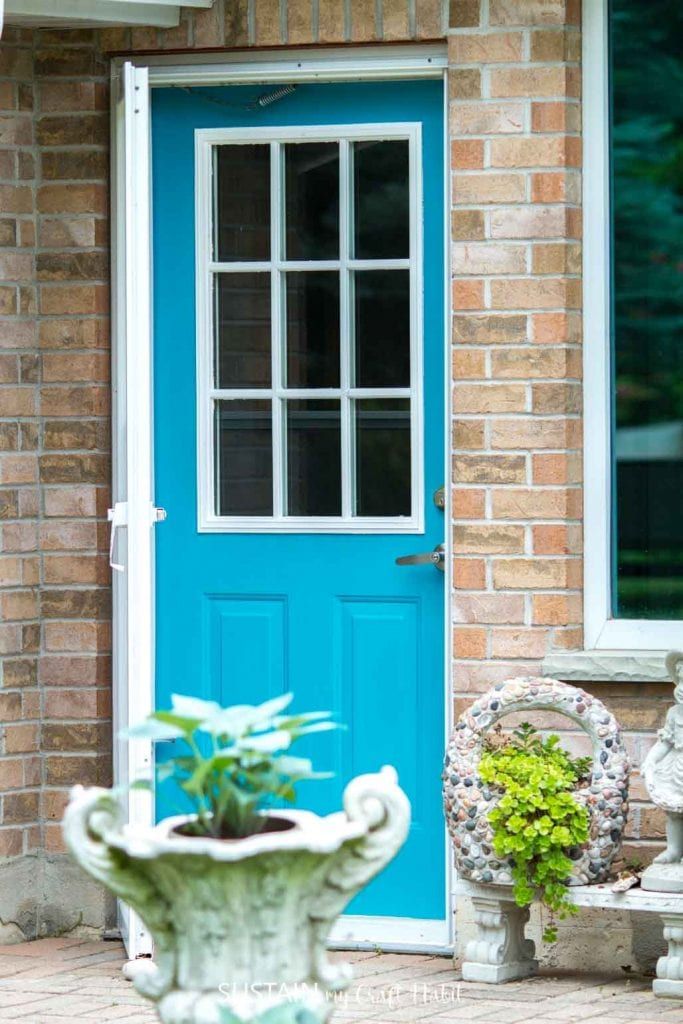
[328,916,452,955]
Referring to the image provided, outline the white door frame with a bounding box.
[110,44,454,955]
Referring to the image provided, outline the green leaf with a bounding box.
[123,718,186,741]
[171,694,222,720]
[237,730,293,753]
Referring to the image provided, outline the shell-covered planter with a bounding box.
[443,677,630,887]
[63,767,409,1024]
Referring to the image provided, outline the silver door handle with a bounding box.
[396,544,445,571]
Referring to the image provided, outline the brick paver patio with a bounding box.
[0,938,680,1023]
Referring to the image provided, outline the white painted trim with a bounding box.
[111,61,155,959]
[195,123,424,534]
[582,0,682,654]
[137,45,447,86]
[328,916,451,955]
[112,50,452,953]
[3,0,210,29]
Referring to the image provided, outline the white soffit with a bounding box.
[2,0,213,30]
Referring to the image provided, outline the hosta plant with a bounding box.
[479,722,592,942]
[127,692,338,839]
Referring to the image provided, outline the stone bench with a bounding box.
[457,878,683,1000]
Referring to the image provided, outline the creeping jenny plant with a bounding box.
[127,692,338,839]
[479,723,592,942]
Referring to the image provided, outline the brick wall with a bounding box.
[447,0,667,872]
[0,0,670,946]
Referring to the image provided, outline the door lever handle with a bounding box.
[396,544,445,571]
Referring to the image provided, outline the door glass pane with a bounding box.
[611,0,683,619]
[355,400,411,517]
[354,270,410,387]
[285,143,339,260]
[353,140,409,259]
[216,400,272,516]
[215,273,271,389]
[214,145,270,262]
[287,401,341,516]
[286,272,340,388]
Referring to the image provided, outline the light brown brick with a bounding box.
[451,139,484,169]
[44,621,111,653]
[493,557,579,589]
[490,0,569,26]
[493,487,581,520]
[448,31,523,63]
[454,523,525,554]
[454,557,486,590]
[452,279,484,310]
[533,523,582,555]
[532,381,581,414]
[532,311,581,343]
[453,242,526,275]
[490,136,573,169]
[451,210,485,241]
[42,353,109,383]
[491,67,571,99]
[456,456,528,487]
[489,205,569,239]
[453,488,485,518]
[454,383,526,414]
[490,277,581,310]
[416,0,443,37]
[452,350,486,379]
[3,724,38,754]
[532,592,582,625]
[453,419,485,450]
[532,170,580,204]
[383,0,410,39]
[454,593,525,625]
[453,626,487,659]
[532,242,582,274]
[350,0,378,41]
[450,102,524,136]
[532,101,581,134]
[491,416,581,449]
[532,452,582,485]
[492,348,579,380]
[39,284,108,316]
[453,313,527,345]
[491,627,548,659]
[318,0,345,41]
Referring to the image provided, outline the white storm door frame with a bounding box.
[111,60,155,959]
[111,46,452,956]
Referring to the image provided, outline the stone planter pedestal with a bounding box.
[458,879,683,999]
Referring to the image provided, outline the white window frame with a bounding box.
[583,0,682,652]
[196,123,424,534]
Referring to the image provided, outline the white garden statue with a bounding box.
[641,651,683,893]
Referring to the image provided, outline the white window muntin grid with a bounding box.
[195,122,424,533]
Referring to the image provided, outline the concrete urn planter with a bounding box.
[63,767,410,1024]
[443,677,630,887]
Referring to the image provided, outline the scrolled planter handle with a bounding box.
[63,786,176,999]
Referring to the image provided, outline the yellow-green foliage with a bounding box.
[479,723,591,942]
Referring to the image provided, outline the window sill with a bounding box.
[541,650,670,684]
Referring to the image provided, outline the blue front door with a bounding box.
[151,80,445,922]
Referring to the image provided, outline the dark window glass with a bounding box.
[215,273,270,389]
[354,270,410,387]
[287,401,341,516]
[285,143,339,260]
[216,401,272,516]
[286,272,340,388]
[355,400,411,517]
[353,140,409,259]
[612,1,683,618]
[214,145,270,262]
